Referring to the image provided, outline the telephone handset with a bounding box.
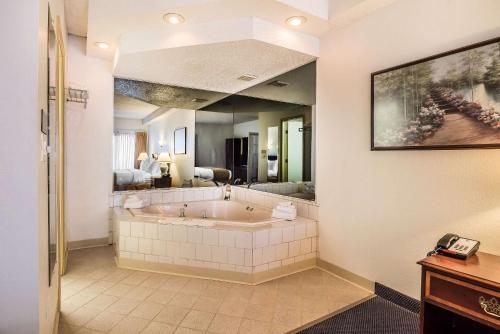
[427,233,480,260]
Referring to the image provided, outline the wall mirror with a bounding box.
[112,61,316,201]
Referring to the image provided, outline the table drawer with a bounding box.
[425,271,500,328]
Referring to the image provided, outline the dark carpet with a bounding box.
[298,297,419,334]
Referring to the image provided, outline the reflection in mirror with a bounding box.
[47,7,57,285]
[112,61,315,201]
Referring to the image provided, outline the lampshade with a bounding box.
[137,152,148,161]
[157,152,172,163]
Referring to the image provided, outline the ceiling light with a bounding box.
[95,42,109,49]
[237,74,257,81]
[191,98,208,103]
[268,80,289,87]
[163,13,185,25]
[286,16,307,27]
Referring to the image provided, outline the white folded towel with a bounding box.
[278,201,293,207]
[123,195,145,209]
[275,205,296,214]
[272,208,296,221]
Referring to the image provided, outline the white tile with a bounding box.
[254,230,269,248]
[244,249,252,266]
[312,237,317,252]
[163,192,174,203]
[152,240,166,256]
[194,190,204,201]
[300,238,311,255]
[180,243,196,259]
[125,237,139,252]
[120,251,131,259]
[220,263,236,272]
[144,223,158,239]
[145,254,159,263]
[304,252,316,260]
[184,191,194,202]
[282,226,294,242]
[254,264,268,273]
[204,261,219,270]
[203,189,213,200]
[132,253,145,261]
[114,195,124,207]
[166,241,180,258]
[187,227,203,243]
[172,225,187,242]
[262,246,276,264]
[138,238,152,254]
[282,258,294,266]
[294,224,306,240]
[203,229,219,246]
[174,191,184,203]
[188,259,204,268]
[220,230,235,247]
[309,205,319,221]
[251,248,261,266]
[212,246,228,263]
[276,243,288,260]
[295,255,305,263]
[234,231,252,249]
[174,258,188,266]
[195,244,211,261]
[158,224,173,241]
[235,266,252,273]
[269,261,281,270]
[151,192,163,204]
[289,241,300,257]
[119,236,125,249]
[297,202,309,218]
[158,256,173,264]
[120,221,130,237]
[227,248,244,266]
[306,222,317,238]
[269,228,282,245]
[130,222,144,238]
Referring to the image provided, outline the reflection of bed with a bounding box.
[113,158,161,191]
[194,167,232,184]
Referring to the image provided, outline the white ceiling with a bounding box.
[114,40,315,95]
[64,0,88,37]
[114,94,158,119]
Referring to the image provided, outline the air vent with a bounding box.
[267,80,289,87]
[237,74,257,81]
[191,98,208,103]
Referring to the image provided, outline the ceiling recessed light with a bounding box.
[95,42,109,49]
[237,74,257,81]
[286,16,307,27]
[163,13,185,25]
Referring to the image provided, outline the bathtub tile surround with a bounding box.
[60,247,372,334]
[113,208,318,283]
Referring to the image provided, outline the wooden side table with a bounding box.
[417,252,499,333]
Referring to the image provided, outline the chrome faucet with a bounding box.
[179,203,188,217]
[223,185,231,200]
[247,177,258,189]
[201,210,208,219]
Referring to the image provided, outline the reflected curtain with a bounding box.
[134,132,148,168]
[113,132,135,170]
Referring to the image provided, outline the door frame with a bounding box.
[279,115,305,182]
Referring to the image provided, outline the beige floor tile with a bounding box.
[169,292,199,308]
[61,301,81,315]
[102,269,133,283]
[80,280,115,294]
[243,303,275,322]
[201,282,231,299]
[207,313,241,334]
[154,305,190,326]
[130,300,164,320]
[218,298,248,318]
[122,271,151,286]
[192,296,223,312]
[64,291,99,307]
[84,310,124,332]
[226,286,254,301]
[107,297,142,315]
[84,294,119,311]
[174,327,204,334]
[74,328,105,334]
[146,289,176,305]
[160,276,189,292]
[108,316,150,334]
[62,306,101,327]
[125,286,155,301]
[58,321,80,334]
[62,287,80,301]
[85,268,114,280]
[248,291,276,307]
[269,321,296,334]
[237,319,270,334]
[141,321,176,334]
[272,304,301,328]
[179,310,215,331]
[103,283,133,297]
[140,275,168,289]
[65,278,97,292]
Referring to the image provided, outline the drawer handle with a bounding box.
[479,296,500,318]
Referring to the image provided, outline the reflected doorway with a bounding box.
[280,116,304,182]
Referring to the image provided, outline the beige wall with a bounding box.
[147,109,196,187]
[317,0,500,299]
[114,117,146,131]
[66,35,114,243]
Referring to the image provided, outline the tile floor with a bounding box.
[59,246,372,334]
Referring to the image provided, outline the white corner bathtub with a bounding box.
[129,200,282,227]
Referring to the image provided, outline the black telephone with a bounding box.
[427,233,480,260]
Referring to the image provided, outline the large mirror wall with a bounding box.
[112,61,316,201]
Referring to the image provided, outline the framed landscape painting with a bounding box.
[371,37,500,150]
